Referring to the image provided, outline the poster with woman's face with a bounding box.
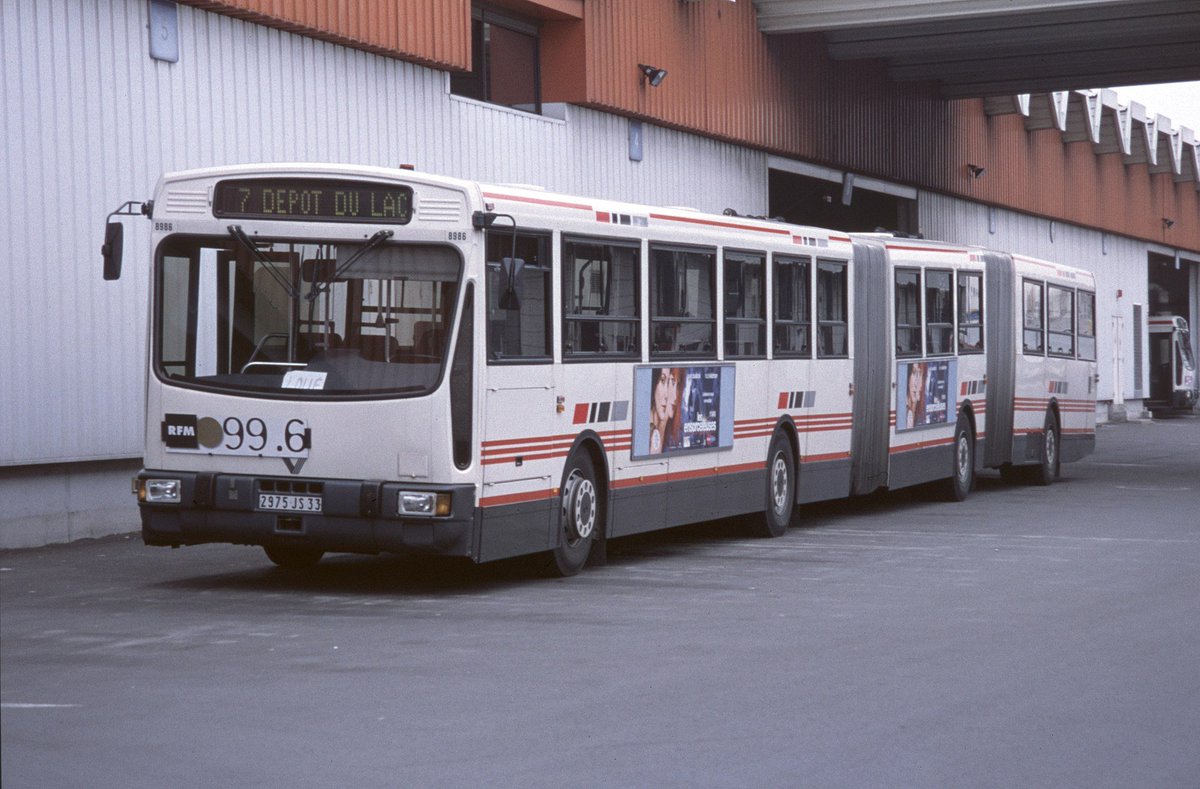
[632,365,735,457]
[896,359,956,431]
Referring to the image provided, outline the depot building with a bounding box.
[1,0,1197,548]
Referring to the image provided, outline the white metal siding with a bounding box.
[0,0,767,466]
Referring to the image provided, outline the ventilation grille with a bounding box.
[418,198,462,223]
[163,190,209,214]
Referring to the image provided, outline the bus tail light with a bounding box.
[398,491,452,517]
[139,478,182,504]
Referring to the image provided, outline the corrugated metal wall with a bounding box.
[177,0,472,70]
[0,0,767,467]
[573,3,1199,251]
[167,0,1199,253]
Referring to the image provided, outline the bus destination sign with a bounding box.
[213,178,413,224]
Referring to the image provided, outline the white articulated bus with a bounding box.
[104,164,1097,575]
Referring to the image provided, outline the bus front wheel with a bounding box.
[753,432,795,539]
[550,452,600,577]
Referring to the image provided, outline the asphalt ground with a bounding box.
[2,417,1198,788]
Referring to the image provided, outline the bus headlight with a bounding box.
[398,491,452,517]
[140,478,182,504]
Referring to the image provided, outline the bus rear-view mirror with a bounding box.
[101,221,124,281]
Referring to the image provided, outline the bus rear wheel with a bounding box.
[550,452,600,577]
[1033,410,1060,486]
[943,415,975,502]
[753,432,795,538]
[263,544,324,569]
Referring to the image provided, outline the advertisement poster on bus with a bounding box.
[632,365,735,458]
[895,359,957,431]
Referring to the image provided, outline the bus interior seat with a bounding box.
[413,321,444,356]
[358,334,402,362]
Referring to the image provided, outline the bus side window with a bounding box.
[926,269,953,356]
[894,268,921,358]
[650,245,716,358]
[773,255,811,357]
[1022,279,1045,355]
[957,271,984,354]
[724,250,766,358]
[486,230,551,362]
[816,259,848,358]
[1077,291,1096,360]
[562,238,640,359]
[1047,284,1075,357]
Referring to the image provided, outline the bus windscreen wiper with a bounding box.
[306,229,394,303]
[227,225,298,299]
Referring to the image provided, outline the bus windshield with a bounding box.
[155,236,462,398]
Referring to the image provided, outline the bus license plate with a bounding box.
[257,494,323,513]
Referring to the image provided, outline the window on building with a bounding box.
[817,259,848,357]
[957,271,984,354]
[894,268,921,358]
[1023,279,1045,355]
[925,269,953,356]
[450,6,542,115]
[651,246,716,358]
[562,238,640,359]
[1078,291,1096,361]
[724,251,766,358]
[1047,284,1075,357]
[486,230,551,362]
[773,255,811,357]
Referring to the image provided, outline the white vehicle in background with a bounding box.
[1148,315,1198,413]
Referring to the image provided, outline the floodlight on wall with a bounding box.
[1162,217,1175,229]
[967,163,986,179]
[639,64,668,87]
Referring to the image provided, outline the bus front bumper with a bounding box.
[137,471,477,559]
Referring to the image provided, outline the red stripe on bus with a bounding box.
[884,244,967,255]
[482,192,592,211]
[890,436,955,454]
[803,451,852,462]
[647,212,792,236]
[482,428,630,451]
[479,489,557,508]
[611,462,763,489]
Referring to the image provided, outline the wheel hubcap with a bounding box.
[1046,428,1057,465]
[771,454,789,514]
[561,470,596,543]
[957,435,970,482]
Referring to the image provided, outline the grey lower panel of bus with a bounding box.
[984,252,1016,468]
[479,468,769,561]
[139,470,477,558]
[1009,431,1095,467]
[887,445,953,491]
[797,457,852,504]
[850,240,892,496]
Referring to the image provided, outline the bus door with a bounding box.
[477,235,557,561]
[800,256,854,500]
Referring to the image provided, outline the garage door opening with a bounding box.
[768,167,917,235]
